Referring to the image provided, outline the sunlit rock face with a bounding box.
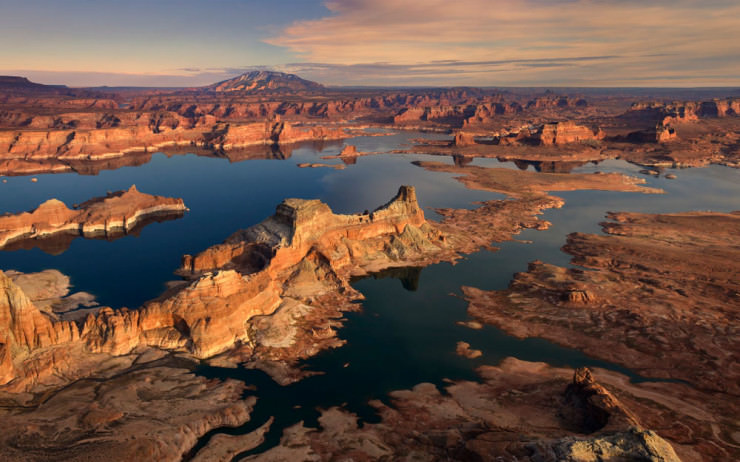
[0,185,187,251]
[0,185,455,389]
[538,121,605,145]
[203,71,324,94]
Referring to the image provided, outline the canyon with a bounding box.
[0,72,738,461]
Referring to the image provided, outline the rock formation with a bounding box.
[4,269,99,321]
[246,360,683,462]
[0,186,461,390]
[0,117,344,165]
[412,161,661,199]
[460,210,740,460]
[2,79,738,177]
[0,185,187,251]
[453,130,476,146]
[538,121,605,145]
[0,357,254,461]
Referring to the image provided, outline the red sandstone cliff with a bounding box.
[0,185,187,250]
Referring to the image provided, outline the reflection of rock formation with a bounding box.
[0,211,185,255]
[511,159,591,173]
[0,185,187,252]
[359,265,423,291]
[452,154,473,167]
[0,115,345,174]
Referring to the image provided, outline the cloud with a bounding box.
[0,69,241,87]
[266,0,740,86]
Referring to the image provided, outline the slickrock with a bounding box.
[463,211,740,392]
[248,359,686,462]
[0,185,187,251]
[412,161,662,199]
[434,195,560,253]
[191,417,273,462]
[0,361,253,462]
[411,161,660,255]
[461,211,740,460]
[4,269,98,319]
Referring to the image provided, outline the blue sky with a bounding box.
[1,0,738,87]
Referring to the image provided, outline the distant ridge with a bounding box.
[0,76,66,90]
[204,70,323,94]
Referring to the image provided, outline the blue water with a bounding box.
[0,131,495,308]
[1,131,738,458]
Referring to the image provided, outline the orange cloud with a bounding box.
[267,0,740,86]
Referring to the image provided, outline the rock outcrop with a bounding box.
[538,121,605,145]
[412,161,661,199]
[461,210,740,460]
[0,186,457,390]
[463,211,740,394]
[247,360,682,462]
[0,358,253,462]
[0,185,187,251]
[0,118,344,164]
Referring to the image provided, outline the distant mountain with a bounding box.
[204,71,323,94]
[0,76,66,90]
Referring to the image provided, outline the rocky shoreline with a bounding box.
[0,185,187,252]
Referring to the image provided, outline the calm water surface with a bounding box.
[1,132,738,457]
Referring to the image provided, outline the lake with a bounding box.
[1,131,738,458]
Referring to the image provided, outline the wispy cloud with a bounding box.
[266,0,740,86]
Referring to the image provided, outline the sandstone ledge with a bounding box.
[0,185,187,251]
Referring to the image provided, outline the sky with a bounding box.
[0,0,738,87]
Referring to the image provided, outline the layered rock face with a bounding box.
[0,271,79,385]
[642,98,740,123]
[0,185,187,251]
[0,117,344,165]
[538,121,605,145]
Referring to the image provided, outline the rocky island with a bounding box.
[0,185,187,253]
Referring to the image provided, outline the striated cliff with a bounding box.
[538,121,605,145]
[0,185,187,250]
[0,117,344,164]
